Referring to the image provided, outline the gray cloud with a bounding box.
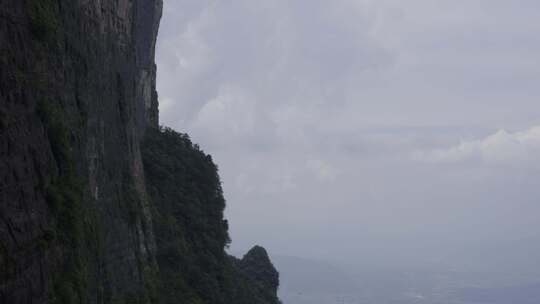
[156,0,540,266]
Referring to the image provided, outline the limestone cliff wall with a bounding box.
[0,2,281,304]
[0,1,162,303]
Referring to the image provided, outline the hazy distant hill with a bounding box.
[270,255,359,304]
[270,250,540,304]
[459,283,540,304]
[272,255,356,294]
[441,235,540,275]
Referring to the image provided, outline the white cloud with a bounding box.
[306,158,340,182]
[415,126,540,166]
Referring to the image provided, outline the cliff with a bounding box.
[229,246,281,304]
[0,1,279,303]
[142,127,281,304]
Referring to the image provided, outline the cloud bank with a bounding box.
[416,126,540,166]
[156,0,540,265]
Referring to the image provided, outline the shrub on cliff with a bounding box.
[142,127,280,304]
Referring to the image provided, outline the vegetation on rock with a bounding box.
[142,127,280,304]
[1,1,280,303]
[37,100,98,304]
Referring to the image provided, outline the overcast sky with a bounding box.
[156,0,540,266]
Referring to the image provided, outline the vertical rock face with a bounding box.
[1,1,281,304]
[135,0,162,131]
[0,0,162,303]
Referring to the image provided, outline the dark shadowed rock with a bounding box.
[1,1,161,303]
[239,246,280,294]
[1,1,280,304]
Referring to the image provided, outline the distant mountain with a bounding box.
[459,283,540,304]
[272,251,540,304]
[442,235,540,275]
[269,255,360,304]
[272,255,356,294]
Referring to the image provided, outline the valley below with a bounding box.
[274,255,540,304]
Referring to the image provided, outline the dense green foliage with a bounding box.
[142,127,230,304]
[228,247,282,304]
[142,127,280,304]
[234,246,280,302]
